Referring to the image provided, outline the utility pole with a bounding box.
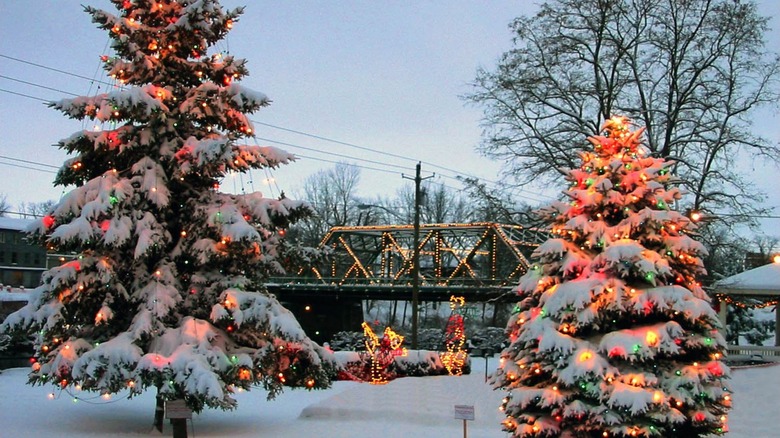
[403,162,433,349]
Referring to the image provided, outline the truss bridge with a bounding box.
[269,222,547,303]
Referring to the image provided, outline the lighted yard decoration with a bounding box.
[362,322,407,384]
[493,117,730,437]
[441,295,468,376]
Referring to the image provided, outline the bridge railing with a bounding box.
[268,276,517,288]
[726,345,780,362]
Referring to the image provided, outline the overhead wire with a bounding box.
[84,38,113,98]
[250,118,515,189]
[293,153,407,176]
[4,77,780,213]
[0,53,554,202]
[0,87,50,103]
[0,161,58,174]
[0,74,79,97]
[0,80,431,185]
[0,155,59,169]
[0,53,115,88]
[254,136,413,173]
[0,56,425,179]
[0,55,485,175]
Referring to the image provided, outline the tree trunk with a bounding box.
[153,388,164,433]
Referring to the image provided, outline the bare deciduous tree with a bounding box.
[17,200,56,218]
[294,162,362,246]
[0,194,10,217]
[459,177,538,225]
[465,0,780,227]
[394,182,473,225]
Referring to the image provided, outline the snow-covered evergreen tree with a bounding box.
[0,0,332,415]
[493,117,731,437]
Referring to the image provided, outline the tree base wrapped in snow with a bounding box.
[493,117,731,437]
[0,0,332,418]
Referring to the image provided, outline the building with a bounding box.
[0,216,68,289]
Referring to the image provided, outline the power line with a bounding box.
[0,74,79,97]
[1,77,549,201]
[255,136,414,173]
[1,79,551,202]
[252,118,509,187]
[253,122,553,201]
[0,161,57,174]
[0,72,422,179]
[294,153,402,176]
[0,88,50,103]
[252,120,419,165]
[1,55,507,187]
[0,53,113,88]
[0,155,60,169]
[0,54,555,201]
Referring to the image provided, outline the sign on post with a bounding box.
[165,399,193,419]
[454,404,475,420]
[454,404,475,438]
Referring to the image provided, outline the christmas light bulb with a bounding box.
[646,331,658,346]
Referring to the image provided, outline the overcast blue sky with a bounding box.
[1,1,778,220]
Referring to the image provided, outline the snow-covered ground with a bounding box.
[0,357,778,437]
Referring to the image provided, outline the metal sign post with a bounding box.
[454,404,475,438]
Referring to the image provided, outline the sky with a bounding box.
[0,0,543,210]
[0,1,779,223]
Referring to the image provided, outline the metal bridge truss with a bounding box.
[279,222,547,301]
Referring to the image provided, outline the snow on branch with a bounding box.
[131,157,170,208]
[52,85,169,121]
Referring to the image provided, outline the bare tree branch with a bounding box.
[464,0,780,230]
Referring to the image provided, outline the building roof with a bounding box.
[0,216,36,232]
[714,262,780,297]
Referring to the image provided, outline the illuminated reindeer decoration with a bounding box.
[361,322,407,384]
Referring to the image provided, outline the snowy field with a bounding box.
[0,357,778,437]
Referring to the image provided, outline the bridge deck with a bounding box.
[267,278,520,302]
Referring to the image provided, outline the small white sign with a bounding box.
[454,404,475,421]
[165,399,193,419]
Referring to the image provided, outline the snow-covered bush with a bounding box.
[469,326,507,352]
[328,331,365,351]
[0,334,10,354]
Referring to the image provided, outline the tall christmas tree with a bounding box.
[493,117,731,437]
[0,0,332,419]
